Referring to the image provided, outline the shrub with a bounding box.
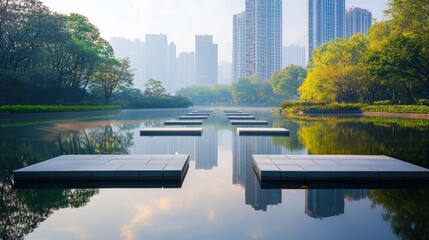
[417,99,429,106]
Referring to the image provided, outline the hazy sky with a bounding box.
[43,0,389,62]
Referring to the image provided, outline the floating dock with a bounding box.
[179,116,208,120]
[226,113,250,116]
[140,128,203,136]
[231,120,268,125]
[164,120,203,125]
[237,128,289,136]
[227,116,256,120]
[252,155,429,181]
[13,154,190,181]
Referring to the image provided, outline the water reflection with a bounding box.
[305,189,369,219]
[233,134,284,211]
[136,126,218,170]
[0,121,134,240]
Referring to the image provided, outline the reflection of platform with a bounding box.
[252,155,429,181]
[13,154,190,182]
[231,120,268,125]
[227,116,256,120]
[140,128,203,136]
[164,120,203,125]
[237,128,289,136]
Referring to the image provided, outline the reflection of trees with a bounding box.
[296,118,429,167]
[0,177,98,240]
[0,123,134,239]
[272,119,304,151]
[369,189,429,240]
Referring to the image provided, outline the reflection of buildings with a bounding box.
[233,134,284,211]
[136,126,218,170]
[196,126,218,170]
[305,189,369,219]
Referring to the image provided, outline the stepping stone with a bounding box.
[179,116,208,120]
[164,120,203,126]
[192,110,212,113]
[227,116,256,120]
[13,154,190,182]
[231,120,268,125]
[224,110,242,113]
[237,128,289,136]
[140,128,203,136]
[226,113,250,116]
[252,155,429,181]
[185,113,210,116]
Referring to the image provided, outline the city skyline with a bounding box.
[43,0,388,63]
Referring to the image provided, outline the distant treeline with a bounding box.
[0,0,192,109]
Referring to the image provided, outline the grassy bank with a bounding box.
[281,101,429,116]
[0,105,122,113]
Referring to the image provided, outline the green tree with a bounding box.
[91,58,134,104]
[144,78,167,97]
[231,78,258,104]
[299,34,375,103]
[270,65,306,99]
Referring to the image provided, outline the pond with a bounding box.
[1,107,428,240]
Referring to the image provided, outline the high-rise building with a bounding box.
[195,35,218,86]
[307,0,345,60]
[176,52,196,89]
[346,6,372,38]
[233,11,246,82]
[109,37,145,89]
[168,42,177,93]
[245,0,282,80]
[218,61,232,85]
[143,34,169,89]
[283,45,306,68]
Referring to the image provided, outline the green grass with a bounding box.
[0,105,121,113]
[281,101,429,116]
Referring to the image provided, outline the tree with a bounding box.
[144,79,167,97]
[231,78,258,104]
[270,65,306,99]
[91,58,133,104]
[299,34,375,103]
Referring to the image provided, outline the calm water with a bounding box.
[1,107,429,240]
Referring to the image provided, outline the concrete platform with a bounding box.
[185,113,210,116]
[252,155,429,181]
[164,120,203,125]
[227,116,256,120]
[179,116,208,120]
[237,128,289,136]
[193,110,212,113]
[226,113,249,116]
[231,120,268,125]
[224,110,242,113]
[140,128,203,136]
[13,154,190,181]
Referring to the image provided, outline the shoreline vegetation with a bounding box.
[280,101,429,119]
[0,105,122,113]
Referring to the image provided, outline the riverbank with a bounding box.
[281,102,429,119]
[0,105,122,113]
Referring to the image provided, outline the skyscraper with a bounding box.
[283,45,306,68]
[218,61,232,85]
[168,42,177,92]
[245,0,282,81]
[109,37,145,89]
[143,34,168,89]
[176,52,196,89]
[233,11,246,82]
[195,35,218,86]
[307,0,345,60]
[346,6,372,38]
